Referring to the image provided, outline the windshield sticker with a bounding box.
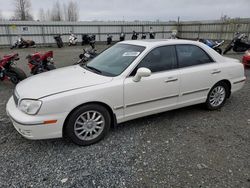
[122,52,140,57]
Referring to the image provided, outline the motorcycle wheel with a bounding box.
[9,67,27,85]
[57,43,62,48]
[223,44,233,55]
[47,64,56,71]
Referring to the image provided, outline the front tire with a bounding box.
[65,104,111,146]
[205,82,229,110]
[46,64,56,71]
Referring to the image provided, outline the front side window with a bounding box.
[176,45,213,68]
[132,45,177,74]
[84,44,145,77]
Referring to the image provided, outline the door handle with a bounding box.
[165,77,178,83]
[211,70,221,74]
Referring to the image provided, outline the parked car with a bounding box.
[6,40,246,146]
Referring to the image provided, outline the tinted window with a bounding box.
[132,46,177,74]
[176,45,213,68]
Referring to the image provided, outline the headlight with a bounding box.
[19,99,42,115]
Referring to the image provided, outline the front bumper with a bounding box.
[6,96,67,140]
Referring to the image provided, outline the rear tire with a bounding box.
[9,67,27,84]
[205,82,229,110]
[223,44,233,55]
[65,104,111,146]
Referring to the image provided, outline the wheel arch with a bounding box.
[62,101,117,138]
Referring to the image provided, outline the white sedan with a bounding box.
[6,40,246,146]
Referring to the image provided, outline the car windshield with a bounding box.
[83,43,146,76]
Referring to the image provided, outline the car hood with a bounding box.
[15,65,113,99]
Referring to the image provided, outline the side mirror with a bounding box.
[133,67,151,82]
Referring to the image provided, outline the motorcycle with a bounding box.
[149,32,155,39]
[141,33,147,39]
[107,34,112,45]
[26,51,56,75]
[10,37,36,49]
[69,33,78,46]
[169,30,179,39]
[199,39,224,54]
[120,32,125,41]
[131,31,138,40]
[76,47,98,65]
[82,34,96,46]
[77,35,97,64]
[0,53,27,84]
[54,35,64,48]
[242,50,250,67]
[223,32,250,54]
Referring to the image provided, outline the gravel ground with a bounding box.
[0,44,249,187]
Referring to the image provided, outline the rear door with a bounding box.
[176,44,220,105]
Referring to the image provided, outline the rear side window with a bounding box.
[176,45,213,68]
[134,45,177,74]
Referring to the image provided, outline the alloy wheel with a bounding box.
[74,110,105,141]
[209,86,226,107]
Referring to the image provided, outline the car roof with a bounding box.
[120,39,200,48]
[119,39,227,64]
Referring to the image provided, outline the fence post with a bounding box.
[248,22,250,41]
[219,22,224,40]
[6,25,12,46]
[162,25,164,39]
[198,24,201,39]
[98,25,101,41]
[121,25,124,33]
[41,26,46,45]
[178,22,182,39]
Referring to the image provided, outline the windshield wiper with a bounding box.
[84,65,102,74]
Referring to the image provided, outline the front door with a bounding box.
[124,45,180,120]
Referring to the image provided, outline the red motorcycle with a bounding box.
[242,50,250,67]
[0,53,27,84]
[26,51,56,75]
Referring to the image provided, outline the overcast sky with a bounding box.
[0,0,250,21]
